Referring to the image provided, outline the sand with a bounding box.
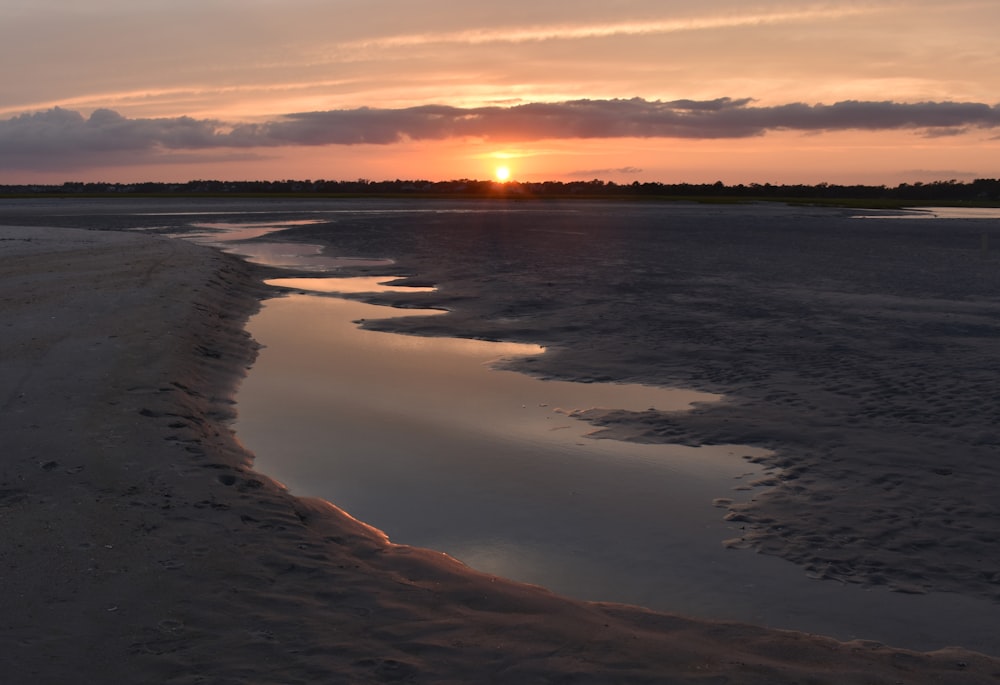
[2,218,1000,683]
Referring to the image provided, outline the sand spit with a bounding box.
[2,223,999,682]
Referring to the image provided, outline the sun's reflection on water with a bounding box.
[267,276,437,294]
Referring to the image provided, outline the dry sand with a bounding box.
[2,221,1000,683]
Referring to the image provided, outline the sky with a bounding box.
[2,0,999,185]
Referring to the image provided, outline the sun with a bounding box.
[494,165,511,182]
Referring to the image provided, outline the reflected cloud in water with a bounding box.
[173,219,395,271]
[267,276,437,294]
[236,278,775,621]
[854,207,1000,219]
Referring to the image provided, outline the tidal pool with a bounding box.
[233,277,1000,654]
[236,281,767,603]
[175,219,396,271]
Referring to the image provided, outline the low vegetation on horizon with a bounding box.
[3,177,1000,208]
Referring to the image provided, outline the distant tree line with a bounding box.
[2,177,1000,204]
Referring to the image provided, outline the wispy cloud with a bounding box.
[569,166,645,178]
[0,79,364,119]
[4,97,1000,170]
[344,6,882,49]
[901,168,982,179]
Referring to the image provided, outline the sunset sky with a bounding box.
[2,0,999,185]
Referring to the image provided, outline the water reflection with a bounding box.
[854,206,1000,219]
[236,279,775,613]
[189,219,325,241]
[268,276,437,294]
[234,281,1000,654]
[219,242,393,271]
[240,293,723,453]
[170,219,395,271]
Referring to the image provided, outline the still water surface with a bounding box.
[234,276,999,655]
[237,282,767,603]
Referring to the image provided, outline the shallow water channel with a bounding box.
[238,279,769,602]
[232,278,999,656]
[179,215,999,656]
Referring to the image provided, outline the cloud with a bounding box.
[900,168,982,179]
[342,6,882,49]
[1,107,224,151]
[569,166,644,178]
[3,98,1000,170]
[227,98,1000,145]
[920,127,970,138]
[231,98,1000,144]
[0,107,280,171]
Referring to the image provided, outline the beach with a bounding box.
[2,202,1000,683]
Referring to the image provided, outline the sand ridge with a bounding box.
[2,223,1000,683]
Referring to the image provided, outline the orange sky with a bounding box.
[2,1,999,184]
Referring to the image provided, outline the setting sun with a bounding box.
[495,166,511,182]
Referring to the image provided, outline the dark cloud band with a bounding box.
[241,98,1000,144]
[3,97,999,170]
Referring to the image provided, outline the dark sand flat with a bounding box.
[2,219,1000,682]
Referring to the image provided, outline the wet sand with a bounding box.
[3,215,1000,683]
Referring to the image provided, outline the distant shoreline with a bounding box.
[3,177,1000,209]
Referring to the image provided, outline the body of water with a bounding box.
[234,273,998,654]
